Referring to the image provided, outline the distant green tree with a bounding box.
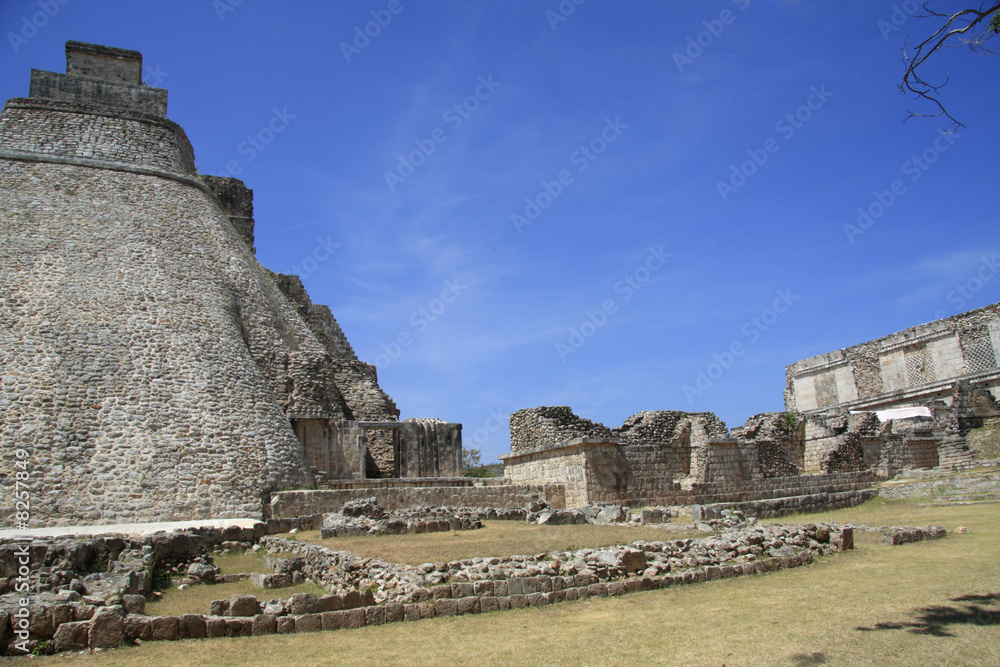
[462,448,498,478]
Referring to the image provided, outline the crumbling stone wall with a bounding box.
[733,412,803,478]
[509,407,612,453]
[202,176,254,252]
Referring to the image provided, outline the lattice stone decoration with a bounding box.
[963,336,997,374]
[904,345,936,387]
[814,373,839,408]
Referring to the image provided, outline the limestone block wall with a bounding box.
[0,99,194,175]
[270,483,566,517]
[502,439,627,508]
[786,303,1000,413]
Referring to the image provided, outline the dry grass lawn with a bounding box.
[16,499,1000,666]
[143,551,325,617]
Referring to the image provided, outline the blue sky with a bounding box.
[2,0,998,463]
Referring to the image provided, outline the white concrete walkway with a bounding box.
[0,518,260,539]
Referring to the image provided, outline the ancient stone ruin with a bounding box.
[500,306,999,512]
[0,41,461,527]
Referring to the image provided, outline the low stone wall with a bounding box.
[269,484,566,519]
[690,488,879,521]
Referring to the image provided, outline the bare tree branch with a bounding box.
[900,1,1000,132]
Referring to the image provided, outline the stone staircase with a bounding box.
[878,463,1000,505]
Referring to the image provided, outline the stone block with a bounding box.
[527,593,547,607]
[51,603,73,628]
[123,615,151,641]
[720,566,736,579]
[434,599,458,616]
[587,583,608,598]
[178,614,206,639]
[563,588,579,601]
[150,615,179,641]
[457,597,480,615]
[493,580,508,597]
[480,596,499,613]
[228,595,259,617]
[225,617,252,637]
[508,594,528,609]
[418,602,436,619]
[288,593,318,615]
[364,606,386,626]
[251,614,277,636]
[121,594,145,616]
[506,578,523,595]
[209,599,230,616]
[28,604,53,637]
[451,582,474,598]
[276,616,296,634]
[89,609,124,649]
[321,611,344,630]
[343,591,363,608]
[521,577,538,595]
[71,603,96,622]
[205,616,227,638]
[536,575,553,593]
[346,609,366,628]
[384,604,404,623]
[317,594,343,612]
[295,614,322,633]
[621,549,646,574]
[53,621,89,652]
[403,604,422,622]
[607,581,627,596]
[498,596,512,611]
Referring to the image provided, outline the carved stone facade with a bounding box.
[785,303,1000,413]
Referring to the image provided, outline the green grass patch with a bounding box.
[145,579,328,618]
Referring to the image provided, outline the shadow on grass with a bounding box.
[855,593,1000,637]
[789,650,828,664]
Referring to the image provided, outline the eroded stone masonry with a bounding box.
[500,305,999,510]
[0,42,461,527]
